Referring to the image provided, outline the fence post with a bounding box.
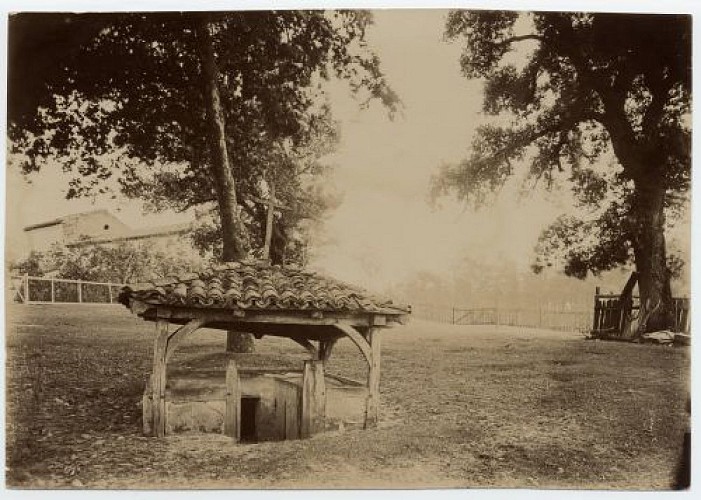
[108,285,113,304]
[77,282,82,303]
[452,307,455,325]
[23,273,29,304]
[592,286,601,333]
[50,278,55,303]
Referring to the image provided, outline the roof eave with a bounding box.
[24,219,63,232]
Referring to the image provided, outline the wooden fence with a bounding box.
[411,303,592,333]
[593,291,690,338]
[9,275,125,305]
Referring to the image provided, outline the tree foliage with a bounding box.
[8,11,397,263]
[436,11,690,272]
[9,240,206,284]
[186,128,344,265]
[435,11,691,333]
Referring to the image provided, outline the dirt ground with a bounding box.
[5,304,690,489]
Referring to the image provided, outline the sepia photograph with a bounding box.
[3,1,694,492]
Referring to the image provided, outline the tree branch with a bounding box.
[641,76,675,137]
[550,19,642,176]
[495,34,544,48]
[465,110,600,190]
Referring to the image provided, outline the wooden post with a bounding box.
[224,358,241,441]
[24,274,29,304]
[301,360,326,438]
[319,338,338,361]
[77,282,82,303]
[593,287,601,332]
[364,328,381,429]
[263,181,276,261]
[151,319,169,437]
[108,285,113,304]
[618,272,638,338]
[682,300,690,334]
[142,375,153,435]
[50,279,55,303]
[287,387,301,439]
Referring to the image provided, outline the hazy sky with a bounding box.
[301,10,571,289]
[3,9,670,292]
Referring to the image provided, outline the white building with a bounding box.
[22,209,194,256]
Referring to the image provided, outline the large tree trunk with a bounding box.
[195,17,245,263]
[195,17,254,353]
[629,181,675,336]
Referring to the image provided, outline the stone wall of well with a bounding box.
[144,369,368,439]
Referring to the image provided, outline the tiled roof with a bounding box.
[119,261,410,315]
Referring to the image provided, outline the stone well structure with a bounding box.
[119,260,410,441]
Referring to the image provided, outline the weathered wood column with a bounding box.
[224,358,241,441]
[148,317,205,437]
[151,319,169,437]
[300,360,326,438]
[334,323,380,429]
[364,327,381,429]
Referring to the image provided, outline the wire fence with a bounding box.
[411,303,593,333]
[9,275,125,305]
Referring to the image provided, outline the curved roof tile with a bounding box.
[119,260,411,315]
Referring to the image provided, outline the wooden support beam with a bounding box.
[151,319,169,437]
[224,358,241,441]
[371,314,386,326]
[145,318,208,438]
[319,338,339,361]
[165,318,206,363]
[139,301,399,328]
[290,337,318,358]
[334,324,382,428]
[334,324,372,368]
[364,327,381,429]
[300,360,326,438]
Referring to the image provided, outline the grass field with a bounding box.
[5,304,690,489]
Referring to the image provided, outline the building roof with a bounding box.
[119,260,410,316]
[24,208,192,246]
[68,222,192,246]
[23,217,64,232]
[23,208,113,232]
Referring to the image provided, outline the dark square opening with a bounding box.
[240,397,259,442]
